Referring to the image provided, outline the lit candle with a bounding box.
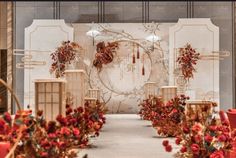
[0,142,10,158]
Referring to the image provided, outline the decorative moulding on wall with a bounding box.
[24,19,73,112]
[169,18,219,106]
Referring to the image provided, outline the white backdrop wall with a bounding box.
[13,1,234,112]
[21,20,220,113]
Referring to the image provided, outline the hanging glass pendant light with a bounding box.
[145,33,161,51]
[145,34,161,42]
[86,22,101,46]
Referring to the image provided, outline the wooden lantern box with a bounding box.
[160,86,177,103]
[84,88,100,104]
[34,79,66,121]
[65,69,85,108]
[84,97,97,104]
[185,100,216,123]
[144,82,156,99]
[87,88,100,100]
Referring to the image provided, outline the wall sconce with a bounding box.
[86,22,101,46]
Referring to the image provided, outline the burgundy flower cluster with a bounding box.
[0,101,107,158]
[138,95,189,137]
[55,101,107,149]
[93,41,119,72]
[177,43,200,81]
[50,41,81,78]
[138,96,164,121]
[162,115,236,158]
[0,110,32,142]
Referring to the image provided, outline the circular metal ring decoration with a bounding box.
[93,39,153,96]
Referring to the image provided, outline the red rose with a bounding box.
[180,146,187,153]
[77,107,84,113]
[151,111,156,117]
[40,152,48,158]
[218,134,226,142]
[152,120,158,126]
[191,144,200,154]
[3,124,10,134]
[222,120,230,126]
[73,128,80,137]
[57,141,66,149]
[84,113,89,120]
[175,137,182,145]
[60,127,71,136]
[88,120,94,127]
[192,123,202,133]
[210,150,224,158]
[165,145,172,152]
[3,112,12,123]
[94,123,101,131]
[166,101,173,107]
[66,108,73,115]
[56,114,63,122]
[66,104,70,109]
[0,118,6,130]
[209,125,217,131]
[183,126,190,134]
[48,133,56,139]
[172,109,178,113]
[162,140,169,147]
[40,140,51,150]
[56,115,67,126]
[194,134,202,143]
[231,130,236,138]
[205,134,213,143]
[69,118,77,124]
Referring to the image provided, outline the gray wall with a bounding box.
[13,1,235,111]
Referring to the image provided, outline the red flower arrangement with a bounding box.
[139,95,189,137]
[162,113,236,158]
[177,43,200,81]
[138,96,164,121]
[93,41,119,72]
[0,101,107,158]
[50,41,81,78]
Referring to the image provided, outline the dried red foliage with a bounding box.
[177,43,200,81]
[139,95,189,137]
[50,41,80,78]
[0,101,107,158]
[162,116,236,158]
[93,41,119,71]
